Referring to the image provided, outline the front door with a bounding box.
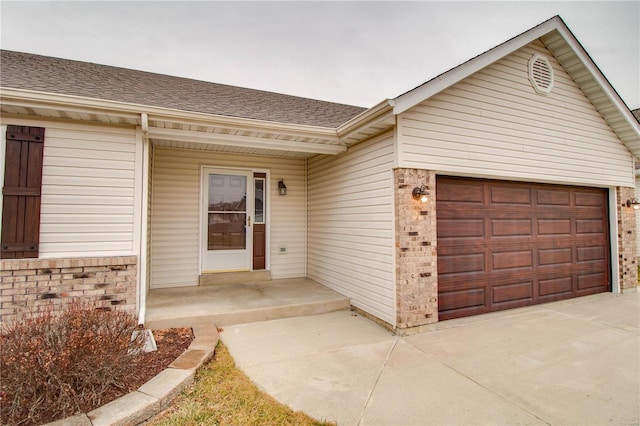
[202,168,252,272]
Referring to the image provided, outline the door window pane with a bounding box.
[208,175,246,211]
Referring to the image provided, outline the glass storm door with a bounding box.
[202,169,252,272]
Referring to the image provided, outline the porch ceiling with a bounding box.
[151,139,320,159]
[147,116,346,157]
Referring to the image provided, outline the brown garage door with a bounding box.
[436,176,610,320]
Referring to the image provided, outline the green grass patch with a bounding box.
[149,342,335,426]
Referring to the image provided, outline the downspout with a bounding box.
[137,113,150,324]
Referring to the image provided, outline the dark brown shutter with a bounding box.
[1,125,45,259]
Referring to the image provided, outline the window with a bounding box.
[1,125,45,259]
[254,177,266,224]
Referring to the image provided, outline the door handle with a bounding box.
[247,216,251,227]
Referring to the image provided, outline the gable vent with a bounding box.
[528,54,554,94]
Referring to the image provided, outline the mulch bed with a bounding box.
[96,328,195,410]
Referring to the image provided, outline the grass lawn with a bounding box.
[148,342,335,426]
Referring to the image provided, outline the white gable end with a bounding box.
[397,40,634,188]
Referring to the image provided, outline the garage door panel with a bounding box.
[536,189,571,206]
[538,248,572,266]
[491,250,533,271]
[437,176,610,320]
[538,219,572,235]
[539,276,573,296]
[490,186,531,205]
[492,281,533,304]
[438,253,485,275]
[575,191,605,207]
[438,288,485,312]
[437,181,485,204]
[576,219,604,234]
[438,218,484,238]
[576,246,605,262]
[491,219,532,237]
[577,272,608,291]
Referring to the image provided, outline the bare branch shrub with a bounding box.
[0,303,146,425]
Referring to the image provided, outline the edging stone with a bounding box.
[138,368,195,410]
[88,391,160,426]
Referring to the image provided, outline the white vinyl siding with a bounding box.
[150,147,306,289]
[307,132,395,326]
[398,40,634,188]
[0,118,138,257]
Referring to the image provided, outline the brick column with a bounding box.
[394,168,438,329]
[616,187,638,292]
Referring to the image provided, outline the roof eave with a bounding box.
[337,99,396,145]
[0,87,340,139]
[541,23,640,157]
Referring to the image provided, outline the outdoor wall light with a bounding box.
[278,179,287,196]
[626,198,640,209]
[412,185,429,203]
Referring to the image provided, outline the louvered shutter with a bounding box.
[1,125,45,259]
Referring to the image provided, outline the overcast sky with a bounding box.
[1,1,638,109]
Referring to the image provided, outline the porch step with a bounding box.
[145,278,351,329]
[199,270,271,286]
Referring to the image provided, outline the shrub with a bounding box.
[0,304,147,425]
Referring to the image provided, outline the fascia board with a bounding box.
[147,113,337,142]
[337,99,394,135]
[1,88,141,120]
[149,127,346,155]
[392,17,562,115]
[337,99,395,144]
[0,87,339,139]
[551,25,640,140]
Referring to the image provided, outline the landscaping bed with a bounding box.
[0,306,194,426]
[87,327,195,413]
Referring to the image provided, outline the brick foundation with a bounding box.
[0,256,137,325]
[616,187,638,292]
[394,168,438,328]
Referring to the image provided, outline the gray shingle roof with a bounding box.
[0,50,366,128]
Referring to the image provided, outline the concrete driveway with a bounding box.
[220,292,639,425]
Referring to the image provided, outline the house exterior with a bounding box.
[634,109,640,257]
[2,16,639,332]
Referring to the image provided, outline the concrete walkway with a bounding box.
[221,292,640,425]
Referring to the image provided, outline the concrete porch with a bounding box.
[143,278,351,329]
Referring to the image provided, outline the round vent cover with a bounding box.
[528,54,554,94]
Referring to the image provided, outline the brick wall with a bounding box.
[394,168,438,328]
[616,187,638,292]
[0,256,137,325]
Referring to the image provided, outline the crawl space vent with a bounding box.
[528,54,554,94]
